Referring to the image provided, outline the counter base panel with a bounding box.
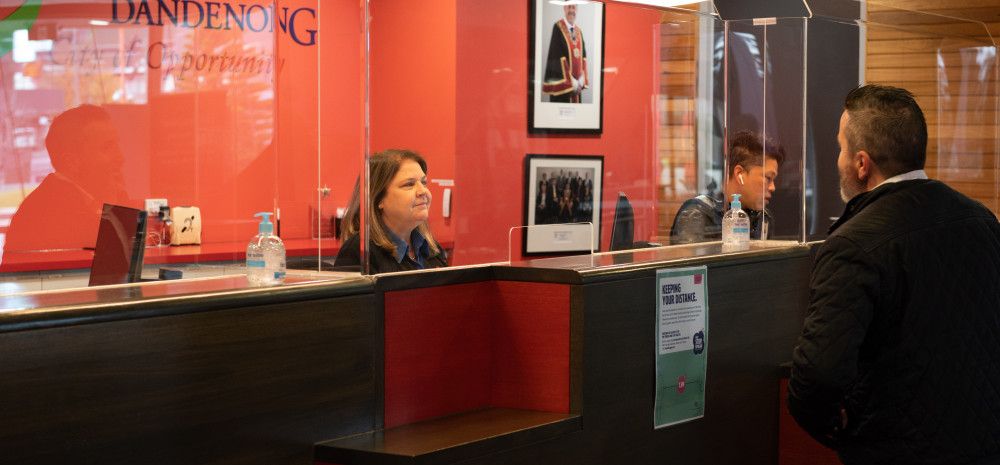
[0,293,378,465]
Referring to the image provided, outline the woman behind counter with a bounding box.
[335,149,448,273]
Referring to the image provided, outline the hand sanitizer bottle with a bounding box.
[247,212,286,286]
[722,194,750,252]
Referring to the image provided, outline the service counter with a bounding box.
[0,239,342,273]
[0,242,812,465]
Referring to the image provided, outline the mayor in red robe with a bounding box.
[542,5,589,104]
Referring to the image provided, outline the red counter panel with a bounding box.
[384,281,571,429]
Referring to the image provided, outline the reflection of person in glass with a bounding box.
[335,149,448,273]
[542,5,589,103]
[669,130,785,245]
[4,104,129,254]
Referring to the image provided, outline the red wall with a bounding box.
[453,1,661,264]
[283,0,363,242]
[370,0,457,244]
[0,0,361,261]
[369,0,661,264]
[143,0,363,246]
[2,0,661,268]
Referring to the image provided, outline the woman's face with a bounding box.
[379,159,431,234]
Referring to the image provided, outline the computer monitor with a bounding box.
[88,204,148,286]
[609,193,634,252]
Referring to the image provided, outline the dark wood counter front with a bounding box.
[312,243,811,465]
[0,243,813,465]
[0,275,378,465]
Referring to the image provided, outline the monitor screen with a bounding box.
[88,204,148,286]
[609,193,634,252]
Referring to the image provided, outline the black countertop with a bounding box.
[0,273,373,333]
[1,241,812,332]
[374,241,810,290]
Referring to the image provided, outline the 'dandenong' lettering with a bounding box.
[110,0,317,46]
[281,6,316,47]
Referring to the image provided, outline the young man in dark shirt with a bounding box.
[669,130,785,245]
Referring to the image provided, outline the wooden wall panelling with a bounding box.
[866,0,1000,215]
[658,14,700,241]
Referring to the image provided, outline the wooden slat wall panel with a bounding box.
[657,11,700,241]
[867,67,998,82]
[868,38,993,54]
[884,82,995,97]
[867,8,1000,30]
[870,0,1000,10]
[865,0,1000,216]
[868,24,998,40]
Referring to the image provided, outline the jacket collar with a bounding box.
[828,179,934,234]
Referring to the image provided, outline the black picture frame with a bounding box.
[522,154,604,255]
[528,0,605,134]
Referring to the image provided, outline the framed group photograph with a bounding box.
[523,154,604,255]
[528,0,605,134]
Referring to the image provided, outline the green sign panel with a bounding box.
[654,265,708,428]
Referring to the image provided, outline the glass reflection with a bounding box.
[0,0,280,275]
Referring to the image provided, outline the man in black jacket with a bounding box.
[789,85,1000,464]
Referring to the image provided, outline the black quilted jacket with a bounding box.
[789,179,1000,465]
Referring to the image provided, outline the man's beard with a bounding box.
[839,164,867,203]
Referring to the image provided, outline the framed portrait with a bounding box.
[528,0,605,134]
[523,154,604,255]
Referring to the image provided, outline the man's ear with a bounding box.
[855,150,874,181]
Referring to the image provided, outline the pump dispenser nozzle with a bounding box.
[255,212,274,234]
[730,194,742,211]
